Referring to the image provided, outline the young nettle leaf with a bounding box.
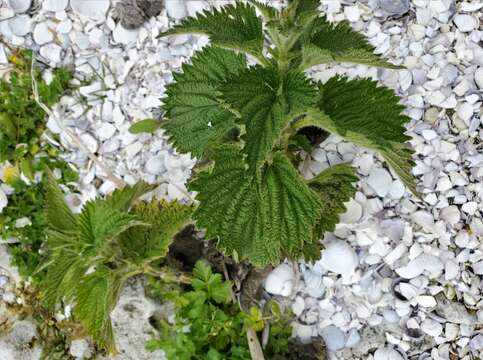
[219,66,317,171]
[299,16,403,70]
[294,76,417,194]
[161,1,416,265]
[190,145,322,264]
[160,2,264,62]
[41,172,193,352]
[163,46,247,157]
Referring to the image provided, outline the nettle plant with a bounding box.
[158,0,417,265]
[40,171,192,351]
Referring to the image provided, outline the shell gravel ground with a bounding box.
[0,0,482,359]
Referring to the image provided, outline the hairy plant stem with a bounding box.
[143,265,192,284]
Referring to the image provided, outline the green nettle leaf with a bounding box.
[119,200,193,264]
[77,201,147,250]
[44,168,78,233]
[162,46,247,157]
[75,266,123,353]
[220,67,317,171]
[295,76,416,194]
[308,164,358,238]
[301,17,403,70]
[128,119,161,134]
[41,177,191,352]
[160,0,416,265]
[160,2,264,61]
[190,145,322,265]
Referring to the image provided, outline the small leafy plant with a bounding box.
[159,0,416,265]
[0,49,72,166]
[147,260,292,360]
[0,159,78,281]
[40,171,193,352]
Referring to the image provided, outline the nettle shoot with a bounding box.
[157,0,417,266]
[40,170,193,352]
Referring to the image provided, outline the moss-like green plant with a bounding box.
[0,49,72,166]
[147,261,292,360]
[158,0,416,265]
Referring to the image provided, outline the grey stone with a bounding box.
[380,0,410,15]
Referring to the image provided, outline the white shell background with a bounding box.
[0,0,482,359]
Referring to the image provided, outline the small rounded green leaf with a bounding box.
[128,119,161,134]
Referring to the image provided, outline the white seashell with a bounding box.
[453,14,478,32]
[7,14,31,36]
[421,318,442,337]
[7,0,31,13]
[33,22,54,45]
[367,168,393,198]
[112,24,139,45]
[416,295,437,308]
[319,325,346,351]
[43,0,68,12]
[70,0,110,21]
[97,122,117,140]
[339,198,362,224]
[145,155,166,175]
[0,188,8,213]
[166,0,187,19]
[320,240,358,276]
[374,347,404,360]
[264,264,294,297]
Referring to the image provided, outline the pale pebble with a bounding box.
[264,264,295,297]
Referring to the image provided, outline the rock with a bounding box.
[475,67,483,89]
[339,199,362,224]
[320,240,358,276]
[7,0,31,13]
[116,0,163,29]
[320,325,346,351]
[116,0,146,29]
[137,0,164,18]
[71,0,110,21]
[379,0,410,15]
[264,264,295,297]
[367,168,393,197]
[374,347,405,360]
[33,22,54,45]
[104,278,168,360]
[166,0,187,19]
[453,14,478,32]
[145,154,166,175]
[70,339,92,359]
[43,0,68,12]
